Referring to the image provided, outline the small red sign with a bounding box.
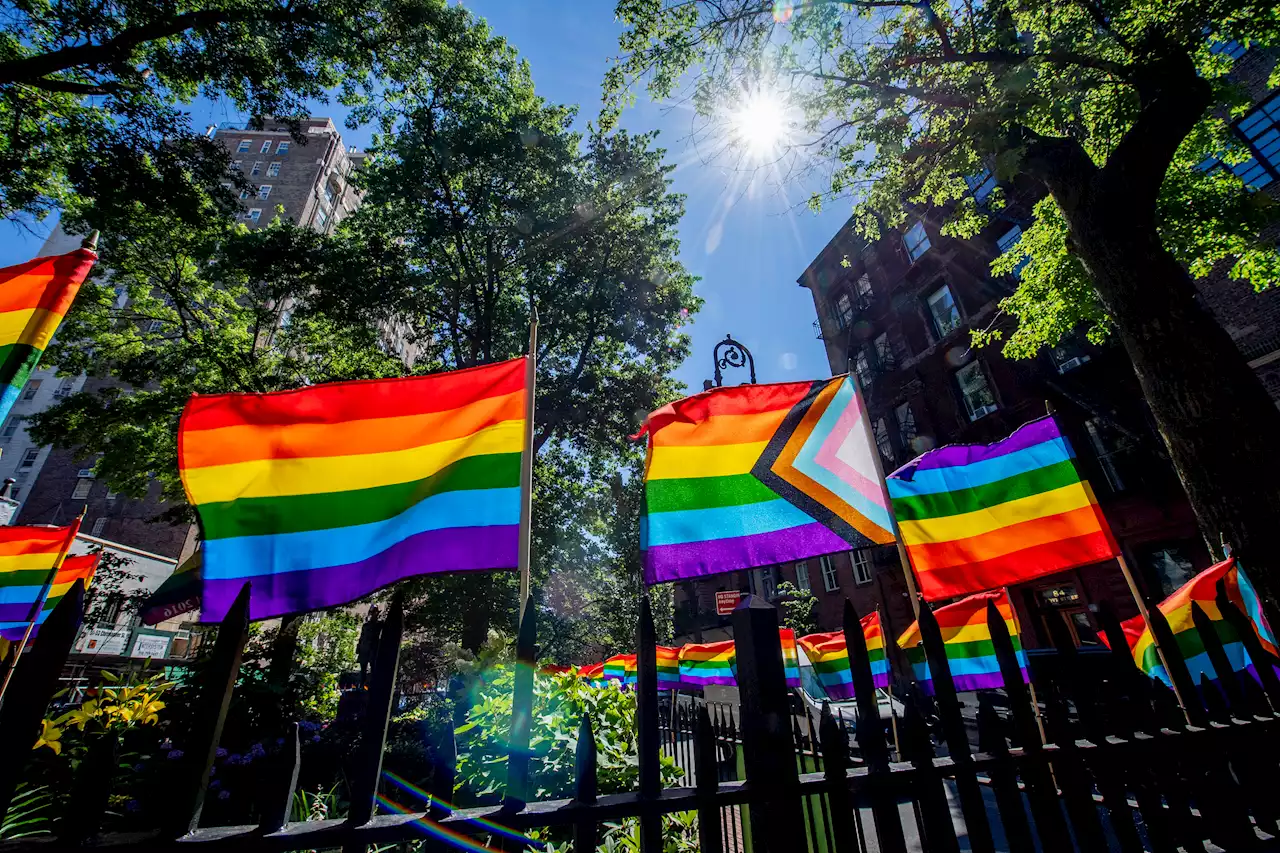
[715,591,742,616]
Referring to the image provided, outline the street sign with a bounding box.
[715,590,742,616]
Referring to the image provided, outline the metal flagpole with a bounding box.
[518,308,538,615]
[848,370,922,617]
[876,605,901,756]
[0,512,83,705]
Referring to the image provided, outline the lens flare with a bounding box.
[730,91,793,159]
[377,772,544,852]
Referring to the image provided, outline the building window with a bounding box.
[966,169,997,204]
[997,225,1031,278]
[854,273,874,308]
[53,378,74,399]
[820,555,839,592]
[267,161,282,177]
[894,401,916,450]
[90,517,107,537]
[794,561,810,592]
[247,208,263,223]
[926,284,962,338]
[231,160,243,171]
[315,206,330,229]
[1050,339,1092,374]
[9,486,20,500]
[1209,37,1247,59]
[1,416,23,440]
[277,141,290,154]
[1145,544,1199,597]
[71,478,93,499]
[853,347,874,392]
[956,361,998,421]
[257,185,272,199]
[250,161,263,176]
[237,140,251,153]
[852,550,874,585]
[21,379,41,401]
[759,566,779,599]
[834,292,855,329]
[1233,92,1280,188]
[873,416,894,463]
[323,183,338,206]
[259,140,271,153]
[19,448,39,470]
[873,331,896,372]
[146,319,163,333]
[903,220,931,261]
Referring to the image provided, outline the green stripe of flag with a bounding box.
[0,569,57,587]
[903,637,1023,662]
[890,460,1082,521]
[1173,619,1241,661]
[199,452,521,539]
[645,473,778,514]
[0,343,44,390]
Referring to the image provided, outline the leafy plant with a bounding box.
[776,581,818,637]
[0,786,53,840]
[36,670,172,749]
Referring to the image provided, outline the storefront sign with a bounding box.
[715,590,742,616]
[74,625,131,656]
[130,632,172,659]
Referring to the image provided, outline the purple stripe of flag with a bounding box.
[890,416,1060,477]
[202,525,518,622]
[644,521,851,584]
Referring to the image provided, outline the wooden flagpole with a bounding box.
[876,605,901,756]
[848,370,921,618]
[518,308,538,615]
[1114,551,1189,713]
[0,512,83,705]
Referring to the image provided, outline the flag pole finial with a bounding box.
[81,231,99,252]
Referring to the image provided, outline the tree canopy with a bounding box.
[605,0,1280,601]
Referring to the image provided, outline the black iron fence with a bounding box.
[2,576,1280,852]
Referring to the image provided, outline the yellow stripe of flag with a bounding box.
[0,552,64,574]
[0,307,69,350]
[897,481,1097,546]
[646,441,768,481]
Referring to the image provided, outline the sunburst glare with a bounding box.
[730,89,794,159]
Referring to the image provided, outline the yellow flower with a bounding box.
[33,719,62,755]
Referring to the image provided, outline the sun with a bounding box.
[730,90,792,158]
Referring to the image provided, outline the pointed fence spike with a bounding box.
[0,578,87,825]
[1146,600,1206,725]
[635,595,661,851]
[976,697,1035,853]
[164,581,250,838]
[257,723,301,834]
[819,701,860,853]
[572,714,599,853]
[901,693,961,853]
[694,706,725,853]
[917,600,994,853]
[1191,601,1244,712]
[346,591,404,833]
[430,723,456,819]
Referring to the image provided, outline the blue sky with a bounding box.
[0,2,851,394]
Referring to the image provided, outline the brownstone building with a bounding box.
[676,48,1280,650]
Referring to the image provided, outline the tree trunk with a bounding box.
[460,573,493,653]
[1062,197,1280,608]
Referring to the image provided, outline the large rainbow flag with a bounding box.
[0,523,81,641]
[180,359,527,622]
[678,640,737,688]
[636,376,895,584]
[798,611,889,700]
[887,416,1119,600]
[1119,558,1275,687]
[0,246,96,423]
[897,589,1029,694]
[28,553,100,640]
[780,628,801,687]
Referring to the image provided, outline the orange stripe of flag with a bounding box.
[636,381,812,439]
[0,250,96,315]
[649,407,790,448]
[908,504,1110,573]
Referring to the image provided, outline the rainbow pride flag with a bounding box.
[604,653,638,685]
[636,376,895,584]
[897,589,1029,694]
[780,628,801,687]
[0,247,96,423]
[657,645,682,690]
[1120,559,1275,687]
[578,662,607,687]
[799,611,889,700]
[679,640,736,688]
[22,553,100,642]
[887,416,1119,601]
[0,523,82,641]
[180,358,527,622]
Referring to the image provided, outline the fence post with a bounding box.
[163,581,250,838]
[0,577,85,825]
[842,599,908,853]
[916,601,994,853]
[504,595,537,813]
[256,722,301,834]
[1215,578,1280,708]
[975,695,1034,853]
[1191,602,1243,709]
[572,714,599,853]
[344,591,404,851]
[731,594,802,853]
[985,601,1071,853]
[636,595,662,852]
[694,706,724,853]
[900,689,961,853]
[818,702,859,853]
[430,723,456,820]
[1146,600,1206,725]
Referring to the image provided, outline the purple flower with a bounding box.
[160,741,173,751]
[311,735,321,743]
[167,749,184,760]
[133,763,146,773]
[218,790,230,801]
[215,747,228,759]
[125,800,140,813]
[209,779,221,791]
[226,754,243,766]
[275,737,284,746]
[249,743,266,758]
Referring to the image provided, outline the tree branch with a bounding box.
[24,77,124,96]
[809,71,974,108]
